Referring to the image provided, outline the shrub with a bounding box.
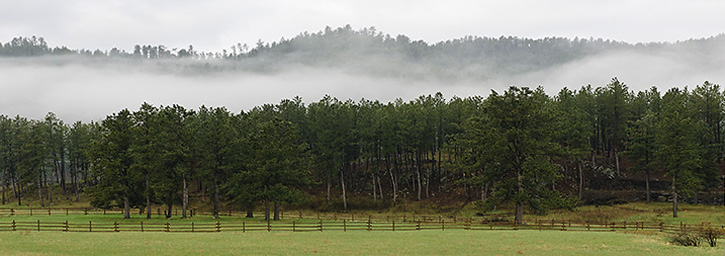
[697,225,725,247]
[671,231,702,247]
[671,224,725,247]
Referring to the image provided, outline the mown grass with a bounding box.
[0,229,722,255]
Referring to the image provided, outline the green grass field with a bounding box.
[0,202,723,255]
[0,229,721,255]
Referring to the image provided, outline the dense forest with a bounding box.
[2,25,724,79]
[1,79,723,223]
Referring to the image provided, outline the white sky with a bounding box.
[1,0,723,52]
[1,0,724,122]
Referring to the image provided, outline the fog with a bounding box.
[2,45,724,122]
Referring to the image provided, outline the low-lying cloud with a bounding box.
[1,46,723,122]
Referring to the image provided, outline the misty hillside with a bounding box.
[2,25,724,80]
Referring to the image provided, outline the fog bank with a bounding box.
[1,47,723,122]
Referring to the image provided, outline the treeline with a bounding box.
[3,26,724,76]
[1,79,724,222]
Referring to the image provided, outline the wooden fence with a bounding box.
[0,218,722,234]
[0,207,513,224]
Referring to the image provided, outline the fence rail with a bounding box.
[0,218,722,234]
[0,207,525,224]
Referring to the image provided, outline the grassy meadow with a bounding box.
[0,202,723,255]
[0,229,722,255]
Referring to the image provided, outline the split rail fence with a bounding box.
[0,218,722,234]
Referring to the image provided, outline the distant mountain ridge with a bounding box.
[1,25,723,79]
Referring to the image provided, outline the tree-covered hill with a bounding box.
[2,80,724,222]
[2,26,723,79]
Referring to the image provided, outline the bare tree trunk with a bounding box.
[182,174,189,219]
[377,176,384,201]
[672,176,678,218]
[145,176,151,219]
[482,182,488,204]
[123,195,130,219]
[341,167,347,212]
[37,175,44,208]
[14,176,21,206]
[326,174,331,202]
[645,169,651,203]
[166,200,173,218]
[60,152,66,191]
[1,170,6,204]
[578,162,583,200]
[264,199,270,221]
[44,170,52,204]
[515,166,523,224]
[213,175,220,219]
[273,201,280,220]
[388,167,397,205]
[615,151,620,175]
[416,168,422,201]
[246,208,253,218]
[372,173,377,203]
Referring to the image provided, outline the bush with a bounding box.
[698,225,725,247]
[671,224,725,247]
[671,231,702,247]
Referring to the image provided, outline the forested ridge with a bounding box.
[2,26,724,79]
[1,79,723,222]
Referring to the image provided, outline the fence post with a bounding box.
[30,208,33,216]
[267,219,271,232]
[89,221,92,232]
[11,220,15,231]
[292,220,296,232]
[216,221,221,232]
[84,208,87,215]
[417,221,421,231]
[367,218,372,231]
[343,219,347,232]
[623,221,627,229]
[114,221,119,232]
[65,221,69,232]
[392,220,395,232]
[586,222,590,231]
[103,209,106,215]
[66,208,69,215]
[319,220,323,232]
[299,211,302,219]
[37,220,40,232]
[10,208,14,216]
[611,222,615,231]
[243,222,246,233]
[659,222,664,232]
[166,222,171,232]
[48,208,51,216]
[442,220,445,231]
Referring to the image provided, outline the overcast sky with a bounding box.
[1,0,723,52]
[2,0,724,122]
